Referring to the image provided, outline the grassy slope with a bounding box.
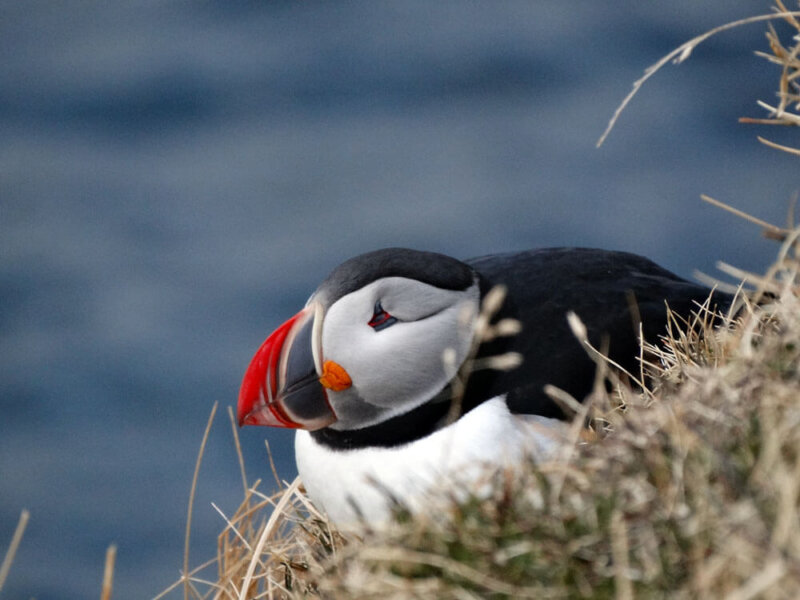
[171,227,800,600]
[169,5,799,598]
[2,6,798,600]
[153,6,800,598]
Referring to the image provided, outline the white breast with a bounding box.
[294,397,566,526]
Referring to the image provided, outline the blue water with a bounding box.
[2,2,797,597]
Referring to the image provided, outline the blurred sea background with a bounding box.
[2,2,798,598]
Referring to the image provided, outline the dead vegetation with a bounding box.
[3,4,799,600]
[159,218,799,599]
[155,4,800,597]
[597,1,800,148]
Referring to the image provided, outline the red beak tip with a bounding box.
[237,394,254,428]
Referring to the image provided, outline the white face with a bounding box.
[312,276,480,430]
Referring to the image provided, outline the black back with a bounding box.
[310,247,730,450]
[461,247,728,418]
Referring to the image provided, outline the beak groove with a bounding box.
[238,304,338,430]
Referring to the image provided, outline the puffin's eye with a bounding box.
[368,300,398,332]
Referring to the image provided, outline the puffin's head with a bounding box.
[237,248,481,431]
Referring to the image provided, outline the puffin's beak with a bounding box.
[238,303,338,430]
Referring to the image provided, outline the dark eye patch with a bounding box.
[368,300,398,332]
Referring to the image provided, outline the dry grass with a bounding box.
[0,509,29,596]
[162,226,800,599]
[157,6,800,597]
[4,5,800,600]
[598,1,800,148]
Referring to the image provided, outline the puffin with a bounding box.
[237,247,726,524]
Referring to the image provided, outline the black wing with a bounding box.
[462,248,729,418]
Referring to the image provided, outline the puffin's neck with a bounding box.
[308,386,479,450]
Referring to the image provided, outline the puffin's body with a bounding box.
[238,248,725,524]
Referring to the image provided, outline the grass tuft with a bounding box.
[152,5,800,598]
[160,223,800,600]
[598,1,800,148]
[3,6,799,600]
